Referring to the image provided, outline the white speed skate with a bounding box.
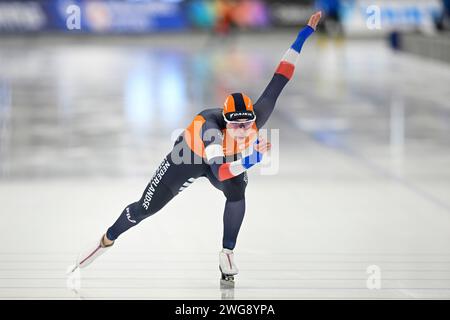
[69,235,114,273]
[219,248,238,287]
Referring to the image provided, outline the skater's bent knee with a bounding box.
[225,193,246,202]
[127,202,149,222]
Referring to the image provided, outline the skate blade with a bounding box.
[220,272,235,288]
[220,278,235,288]
[219,265,236,287]
[66,264,79,275]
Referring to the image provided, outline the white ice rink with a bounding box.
[0,33,450,299]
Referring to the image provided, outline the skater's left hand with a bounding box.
[254,138,271,154]
[307,11,322,31]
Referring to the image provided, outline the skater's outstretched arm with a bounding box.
[202,123,271,182]
[254,11,322,128]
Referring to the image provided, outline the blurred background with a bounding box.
[0,0,450,299]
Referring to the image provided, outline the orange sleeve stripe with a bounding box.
[275,61,295,80]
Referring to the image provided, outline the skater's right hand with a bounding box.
[254,138,271,154]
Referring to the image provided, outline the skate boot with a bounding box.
[69,235,114,273]
[219,248,238,287]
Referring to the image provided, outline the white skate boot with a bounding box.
[219,248,238,287]
[69,235,114,273]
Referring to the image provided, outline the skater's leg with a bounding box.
[206,169,248,250]
[106,155,201,241]
[219,199,245,283]
[75,154,204,270]
[206,169,247,279]
[106,183,174,241]
[75,178,176,269]
[222,198,245,250]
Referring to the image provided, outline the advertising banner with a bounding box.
[0,0,188,33]
[340,0,444,35]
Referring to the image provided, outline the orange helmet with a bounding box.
[223,93,256,122]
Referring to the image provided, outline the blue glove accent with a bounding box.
[242,141,263,170]
[241,151,263,169]
[291,25,314,53]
